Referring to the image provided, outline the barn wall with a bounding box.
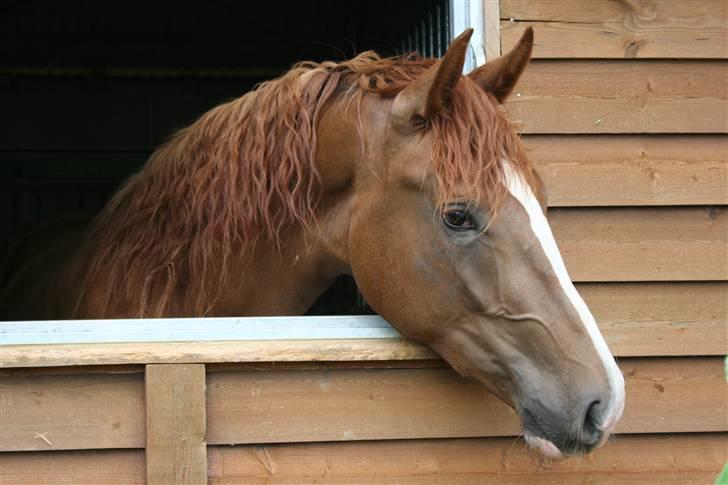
[497,0,728,480]
[1,358,726,483]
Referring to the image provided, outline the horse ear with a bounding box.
[468,27,533,103]
[391,29,473,133]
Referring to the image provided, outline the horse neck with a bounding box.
[210,95,362,317]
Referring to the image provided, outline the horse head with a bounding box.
[315,29,625,459]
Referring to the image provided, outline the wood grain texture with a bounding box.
[506,61,727,134]
[500,0,728,59]
[0,339,439,368]
[528,135,728,206]
[0,372,145,451]
[206,357,727,446]
[0,358,724,452]
[1,434,723,484]
[0,449,145,485]
[550,207,728,281]
[207,433,728,484]
[145,364,207,485]
[578,282,727,357]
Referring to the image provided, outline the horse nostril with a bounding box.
[580,400,604,448]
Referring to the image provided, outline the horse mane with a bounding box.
[80,51,534,317]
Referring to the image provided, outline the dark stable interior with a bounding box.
[1,0,445,315]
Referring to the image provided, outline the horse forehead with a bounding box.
[491,192,538,242]
[383,131,436,180]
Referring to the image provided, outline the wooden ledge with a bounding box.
[0,339,438,368]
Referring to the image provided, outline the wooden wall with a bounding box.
[499,0,728,480]
[1,1,726,483]
[1,354,726,483]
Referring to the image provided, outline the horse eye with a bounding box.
[442,208,475,230]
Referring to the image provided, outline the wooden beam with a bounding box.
[506,61,727,134]
[206,357,727,446]
[207,433,727,483]
[145,364,207,485]
[500,0,728,59]
[527,135,728,206]
[0,339,438,369]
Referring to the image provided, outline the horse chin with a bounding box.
[523,432,565,461]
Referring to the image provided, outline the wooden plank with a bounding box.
[0,449,144,485]
[0,364,144,378]
[528,135,728,206]
[206,357,727,445]
[145,364,207,485]
[506,61,727,134]
[500,0,728,59]
[0,339,439,369]
[500,0,728,23]
[579,282,727,357]
[207,433,727,484]
[0,372,145,451]
[550,207,728,281]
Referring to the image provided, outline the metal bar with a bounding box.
[420,19,427,55]
[0,315,402,346]
[435,4,442,56]
[428,11,435,57]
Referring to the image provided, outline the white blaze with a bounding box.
[503,162,625,439]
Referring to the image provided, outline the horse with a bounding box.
[0,28,625,459]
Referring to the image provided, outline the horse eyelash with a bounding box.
[411,114,428,129]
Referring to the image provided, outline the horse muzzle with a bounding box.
[518,389,623,459]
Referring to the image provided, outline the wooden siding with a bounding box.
[206,434,727,484]
[1,434,725,485]
[500,0,728,59]
[507,61,727,134]
[551,207,728,281]
[2,434,725,485]
[496,1,728,482]
[530,135,728,206]
[2,357,725,452]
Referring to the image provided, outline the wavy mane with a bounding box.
[80,51,534,317]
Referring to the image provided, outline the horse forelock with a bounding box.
[80,51,535,317]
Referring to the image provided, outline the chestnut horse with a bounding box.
[0,29,624,458]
